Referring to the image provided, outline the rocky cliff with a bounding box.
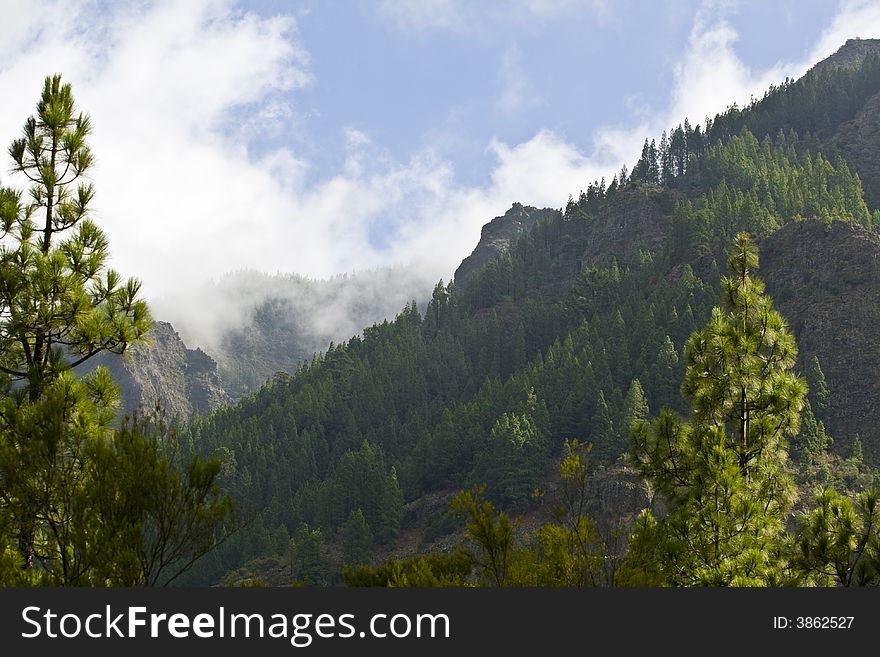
[580,186,675,267]
[832,89,880,209]
[762,218,880,460]
[454,203,561,289]
[810,37,880,75]
[81,321,229,419]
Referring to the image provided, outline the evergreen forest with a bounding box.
[3,42,880,588]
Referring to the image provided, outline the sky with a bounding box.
[1,0,880,345]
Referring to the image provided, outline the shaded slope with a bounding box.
[762,218,880,459]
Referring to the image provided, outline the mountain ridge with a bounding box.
[454,203,561,289]
[810,37,880,74]
[91,39,880,585]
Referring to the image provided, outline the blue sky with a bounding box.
[263,0,839,190]
[0,0,878,342]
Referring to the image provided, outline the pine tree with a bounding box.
[472,412,544,510]
[629,233,805,586]
[590,390,615,464]
[650,335,680,410]
[340,508,372,567]
[795,399,832,464]
[288,523,327,585]
[451,487,514,587]
[87,411,235,586]
[1,75,150,400]
[793,488,880,586]
[805,355,830,420]
[532,439,602,586]
[378,466,403,545]
[0,76,151,578]
[621,379,650,435]
[0,77,232,586]
[850,435,864,465]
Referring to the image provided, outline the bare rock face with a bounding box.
[81,321,229,419]
[761,218,880,462]
[832,90,880,210]
[584,465,652,521]
[809,38,880,75]
[453,203,561,289]
[580,186,675,269]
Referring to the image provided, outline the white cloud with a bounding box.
[807,0,880,66]
[591,12,775,162]
[669,17,776,124]
[0,0,308,299]
[385,130,609,276]
[0,0,605,325]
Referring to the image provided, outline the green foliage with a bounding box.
[0,368,116,583]
[0,75,151,402]
[182,53,880,584]
[794,400,833,465]
[343,550,474,587]
[451,487,515,587]
[321,441,402,544]
[530,439,603,586]
[521,517,602,586]
[445,443,604,588]
[629,234,805,586]
[184,203,722,580]
[792,487,880,586]
[340,509,372,567]
[622,379,650,432]
[0,76,232,587]
[471,411,546,510]
[448,444,604,587]
[286,523,330,585]
[590,390,616,464]
[851,435,864,465]
[632,49,880,205]
[806,356,831,420]
[0,398,235,586]
[0,76,140,581]
[616,510,664,587]
[88,411,236,586]
[670,130,870,260]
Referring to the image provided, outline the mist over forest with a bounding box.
[152,266,441,396]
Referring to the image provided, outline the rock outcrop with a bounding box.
[454,203,561,289]
[580,186,675,268]
[832,90,880,209]
[81,321,229,419]
[761,218,880,461]
[809,38,880,75]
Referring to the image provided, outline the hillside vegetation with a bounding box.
[178,41,880,585]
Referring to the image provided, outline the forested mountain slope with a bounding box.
[180,40,880,584]
[87,266,438,419]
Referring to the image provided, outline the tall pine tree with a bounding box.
[0,76,151,577]
[0,76,231,585]
[628,233,805,586]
